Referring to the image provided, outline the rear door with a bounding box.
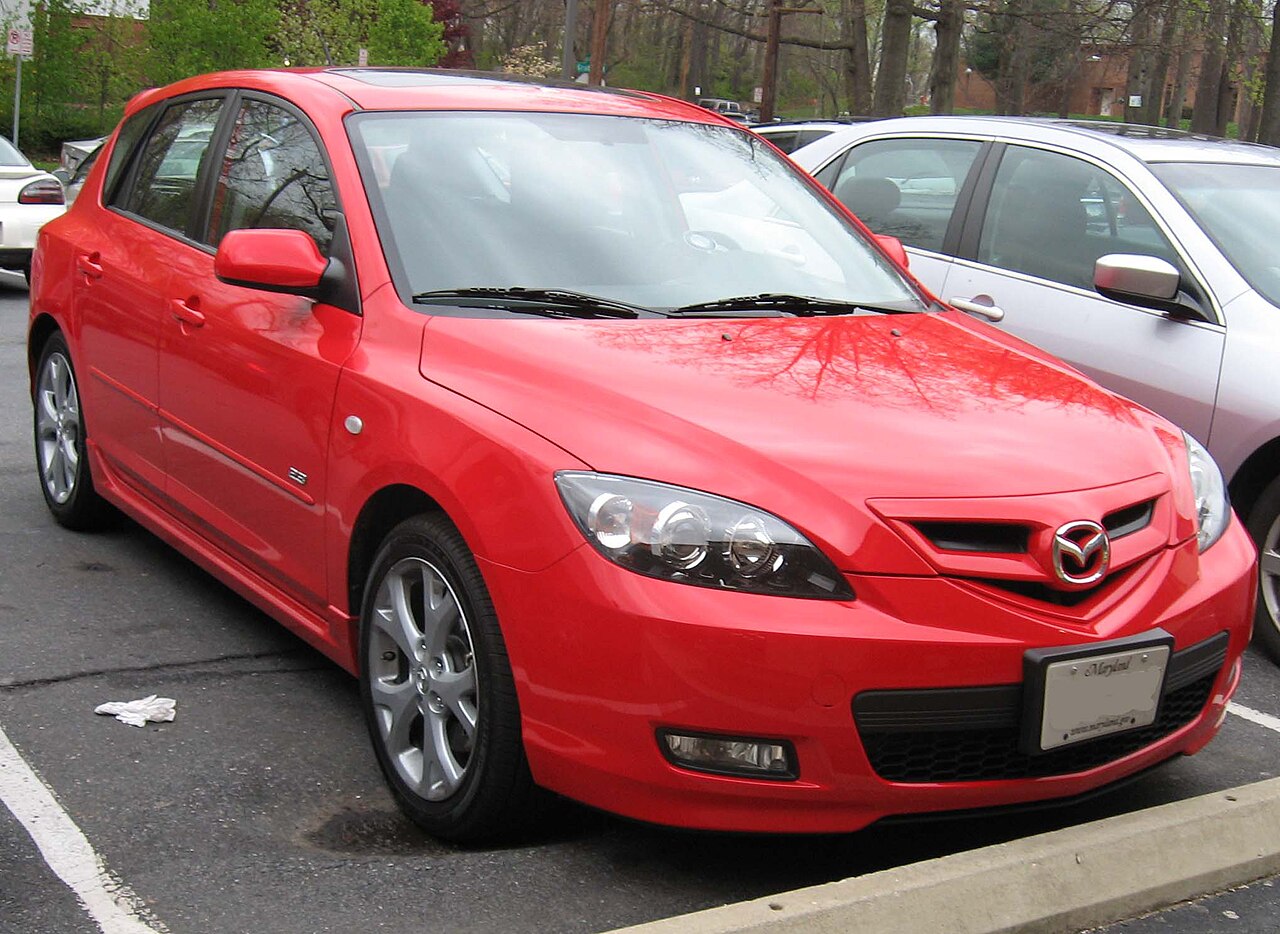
[74,96,227,501]
[813,135,989,297]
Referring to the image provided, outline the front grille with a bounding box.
[853,632,1227,784]
[913,522,1029,554]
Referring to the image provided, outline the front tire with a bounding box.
[33,332,111,530]
[358,513,540,843]
[1248,476,1280,663]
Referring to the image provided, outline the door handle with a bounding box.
[948,296,1005,323]
[76,253,103,280]
[170,298,206,329]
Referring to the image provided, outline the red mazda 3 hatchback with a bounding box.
[29,69,1257,842]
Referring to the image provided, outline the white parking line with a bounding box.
[0,725,165,934]
[1228,702,1280,734]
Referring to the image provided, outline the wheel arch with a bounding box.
[27,313,61,391]
[345,483,446,663]
[1227,434,1280,523]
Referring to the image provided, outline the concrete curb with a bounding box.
[610,776,1280,934]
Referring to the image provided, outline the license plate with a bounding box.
[1023,631,1173,753]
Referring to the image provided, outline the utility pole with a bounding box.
[759,1,820,122]
[588,0,608,86]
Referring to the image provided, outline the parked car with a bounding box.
[55,142,102,205]
[793,116,1280,663]
[29,71,1256,843]
[752,118,878,154]
[57,135,106,176]
[697,97,750,124]
[0,136,65,279]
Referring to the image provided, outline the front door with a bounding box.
[946,143,1224,441]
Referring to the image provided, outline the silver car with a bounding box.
[793,116,1280,662]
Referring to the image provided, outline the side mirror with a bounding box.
[51,168,71,184]
[1094,253,1209,321]
[215,228,328,296]
[874,234,910,270]
[1094,253,1179,302]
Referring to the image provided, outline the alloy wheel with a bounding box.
[35,350,81,505]
[1261,512,1280,640]
[367,556,479,802]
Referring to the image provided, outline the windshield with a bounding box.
[347,111,924,314]
[1150,161,1280,305]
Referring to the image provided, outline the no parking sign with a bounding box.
[6,28,32,58]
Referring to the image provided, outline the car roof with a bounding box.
[127,68,729,127]
[753,118,877,131]
[799,114,1280,168]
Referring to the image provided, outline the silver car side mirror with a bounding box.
[1094,254,1180,302]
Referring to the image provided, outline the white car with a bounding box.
[0,136,65,279]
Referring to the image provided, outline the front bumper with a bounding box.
[480,517,1255,834]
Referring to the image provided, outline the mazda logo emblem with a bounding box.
[1051,520,1110,587]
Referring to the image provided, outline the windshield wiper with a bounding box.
[412,287,647,319]
[668,293,920,316]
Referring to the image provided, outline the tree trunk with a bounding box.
[1190,3,1226,133]
[872,0,912,116]
[1165,44,1192,127]
[990,0,1028,116]
[1124,1,1153,123]
[928,0,962,114]
[841,0,872,114]
[1143,0,1180,125]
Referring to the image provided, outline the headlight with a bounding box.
[555,472,851,599]
[1183,432,1229,551]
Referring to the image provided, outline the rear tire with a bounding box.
[33,332,112,530]
[358,513,541,843]
[1247,475,1280,664]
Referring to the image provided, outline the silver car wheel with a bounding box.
[1261,513,1280,636]
[35,350,81,506]
[367,556,478,802]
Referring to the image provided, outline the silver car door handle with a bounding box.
[949,296,1005,323]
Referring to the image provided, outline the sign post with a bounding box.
[7,29,33,147]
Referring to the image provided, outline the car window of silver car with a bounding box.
[207,98,337,252]
[978,145,1181,293]
[825,138,983,253]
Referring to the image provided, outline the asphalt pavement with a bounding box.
[3,273,1280,934]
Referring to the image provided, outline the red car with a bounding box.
[29,69,1256,842]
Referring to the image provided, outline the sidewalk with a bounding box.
[611,776,1280,934]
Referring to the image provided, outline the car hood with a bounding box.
[419,311,1189,572]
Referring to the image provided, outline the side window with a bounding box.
[119,98,223,234]
[207,99,337,251]
[977,146,1181,291]
[828,137,983,252]
[102,106,157,201]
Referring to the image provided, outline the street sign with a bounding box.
[6,29,32,58]
[357,47,368,67]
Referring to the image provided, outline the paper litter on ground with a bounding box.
[94,695,177,727]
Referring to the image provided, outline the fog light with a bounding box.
[659,730,797,780]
